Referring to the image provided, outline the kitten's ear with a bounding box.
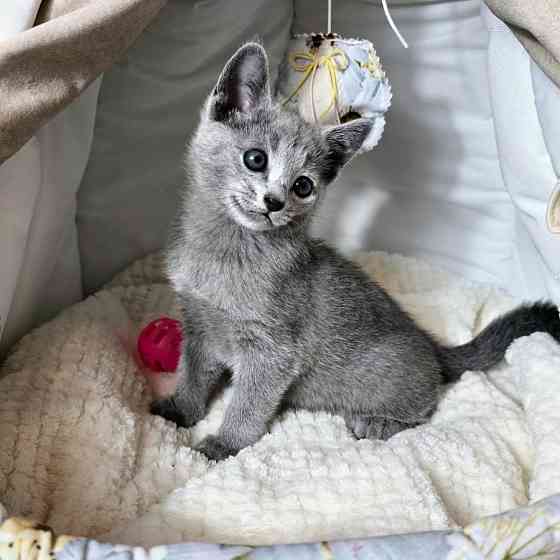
[323,118,373,170]
[208,42,271,121]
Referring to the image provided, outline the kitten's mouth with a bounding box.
[232,196,264,218]
[230,196,274,230]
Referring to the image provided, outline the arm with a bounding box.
[196,351,295,461]
[151,333,226,428]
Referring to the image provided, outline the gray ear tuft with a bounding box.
[323,118,373,170]
[209,42,271,121]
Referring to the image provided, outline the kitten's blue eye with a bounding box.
[243,149,267,172]
[292,176,314,198]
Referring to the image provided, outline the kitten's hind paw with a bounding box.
[366,417,419,441]
[347,414,422,441]
[195,436,238,462]
[150,397,188,428]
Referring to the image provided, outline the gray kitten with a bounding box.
[152,43,560,461]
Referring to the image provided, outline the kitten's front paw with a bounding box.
[150,397,197,429]
[195,436,238,461]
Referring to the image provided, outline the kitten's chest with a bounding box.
[189,296,273,367]
[172,251,275,318]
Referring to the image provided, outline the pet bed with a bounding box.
[1,251,559,556]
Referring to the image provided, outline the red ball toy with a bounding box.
[137,317,182,373]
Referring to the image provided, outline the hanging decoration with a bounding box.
[277,0,407,154]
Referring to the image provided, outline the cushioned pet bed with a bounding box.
[2,3,560,558]
[1,252,559,553]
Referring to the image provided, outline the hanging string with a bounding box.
[327,0,408,49]
[381,0,409,49]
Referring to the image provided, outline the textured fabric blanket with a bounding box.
[0,252,559,548]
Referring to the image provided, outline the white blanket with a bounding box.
[1,252,559,547]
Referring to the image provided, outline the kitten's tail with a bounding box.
[437,301,560,382]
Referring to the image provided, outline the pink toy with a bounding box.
[137,317,182,373]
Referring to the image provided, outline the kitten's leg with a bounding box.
[195,354,294,461]
[150,335,226,429]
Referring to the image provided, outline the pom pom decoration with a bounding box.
[92,292,181,396]
[137,317,182,373]
[276,0,404,155]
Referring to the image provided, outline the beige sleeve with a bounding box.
[0,0,166,165]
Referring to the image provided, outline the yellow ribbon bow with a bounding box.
[283,47,349,123]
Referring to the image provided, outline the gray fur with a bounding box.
[152,43,560,461]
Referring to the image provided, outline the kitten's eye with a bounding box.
[292,176,314,198]
[243,149,267,172]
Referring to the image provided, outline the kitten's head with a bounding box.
[191,42,372,232]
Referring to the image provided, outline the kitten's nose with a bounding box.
[263,194,285,213]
